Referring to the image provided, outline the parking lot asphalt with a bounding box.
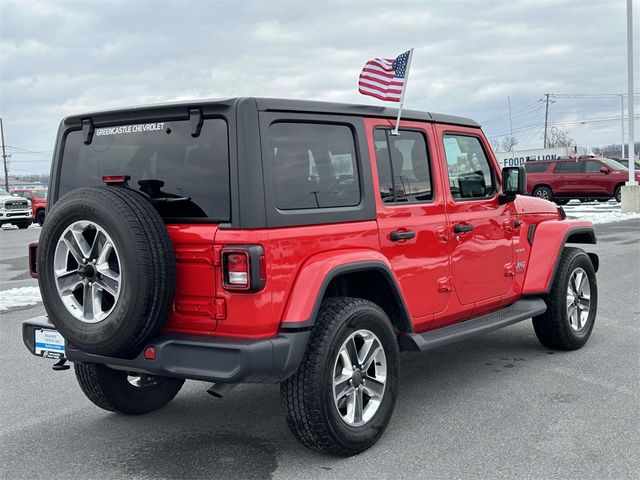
[1,220,639,479]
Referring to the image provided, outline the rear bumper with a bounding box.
[23,316,310,384]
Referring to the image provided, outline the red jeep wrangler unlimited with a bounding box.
[23,98,599,456]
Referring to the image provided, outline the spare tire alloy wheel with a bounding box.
[54,220,121,323]
[333,329,387,427]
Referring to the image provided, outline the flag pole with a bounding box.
[391,48,414,136]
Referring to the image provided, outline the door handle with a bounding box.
[390,230,416,241]
[453,223,474,234]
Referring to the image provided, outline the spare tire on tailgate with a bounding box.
[37,186,176,358]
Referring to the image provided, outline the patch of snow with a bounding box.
[566,210,640,224]
[0,286,42,311]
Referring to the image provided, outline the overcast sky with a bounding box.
[0,0,638,174]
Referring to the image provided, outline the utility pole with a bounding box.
[543,93,550,148]
[0,118,9,191]
[619,94,625,158]
[508,96,514,151]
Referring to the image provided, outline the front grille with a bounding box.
[3,200,29,210]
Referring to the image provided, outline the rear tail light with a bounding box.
[226,252,249,287]
[28,242,38,278]
[221,246,265,292]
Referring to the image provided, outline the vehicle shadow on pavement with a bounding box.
[7,323,558,480]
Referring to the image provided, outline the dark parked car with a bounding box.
[613,158,640,170]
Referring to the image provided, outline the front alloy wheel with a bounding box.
[533,247,597,350]
[566,267,591,332]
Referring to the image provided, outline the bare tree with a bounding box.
[489,137,502,153]
[546,128,574,148]
[500,136,518,152]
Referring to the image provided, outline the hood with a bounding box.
[514,195,559,215]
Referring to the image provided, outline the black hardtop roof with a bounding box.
[64,97,480,128]
[253,98,480,127]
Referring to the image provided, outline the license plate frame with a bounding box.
[34,328,66,359]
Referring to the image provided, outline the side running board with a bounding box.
[398,298,547,352]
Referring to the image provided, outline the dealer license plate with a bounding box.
[34,328,65,359]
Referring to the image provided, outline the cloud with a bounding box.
[0,0,636,173]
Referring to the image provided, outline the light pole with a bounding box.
[622,0,639,212]
[619,94,624,159]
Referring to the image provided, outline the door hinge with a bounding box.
[436,226,449,243]
[504,262,516,277]
[437,276,453,292]
[502,218,513,233]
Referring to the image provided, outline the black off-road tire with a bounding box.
[16,221,30,229]
[74,362,184,415]
[38,186,176,357]
[280,297,400,456]
[533,247,597,350]
[36,209,46,226]
[533,185,554,202]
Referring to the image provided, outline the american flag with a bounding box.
[358,50,411,102]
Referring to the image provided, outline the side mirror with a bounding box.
[501,166,527,195]
[600,166,611,174]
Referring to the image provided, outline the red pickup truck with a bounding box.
[12,188,47,225]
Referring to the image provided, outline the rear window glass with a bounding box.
[268,122,360,210]
[58,119,230,221]
[524,162,549,173]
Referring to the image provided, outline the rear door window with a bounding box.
[373,129,433,203]
[267,122,360,210]
[554,161,583,173]
[58,119,230,221]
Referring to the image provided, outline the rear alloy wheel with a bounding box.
[533,247,597,350]
[75,362,184,415]
[332,329,388,427]
[533,186,553,202]
[614,186,622,203]
[281,297,399,456]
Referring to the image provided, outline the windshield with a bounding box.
[58,118,230,221]
[33,190,47,198]
[603,158,627,170]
